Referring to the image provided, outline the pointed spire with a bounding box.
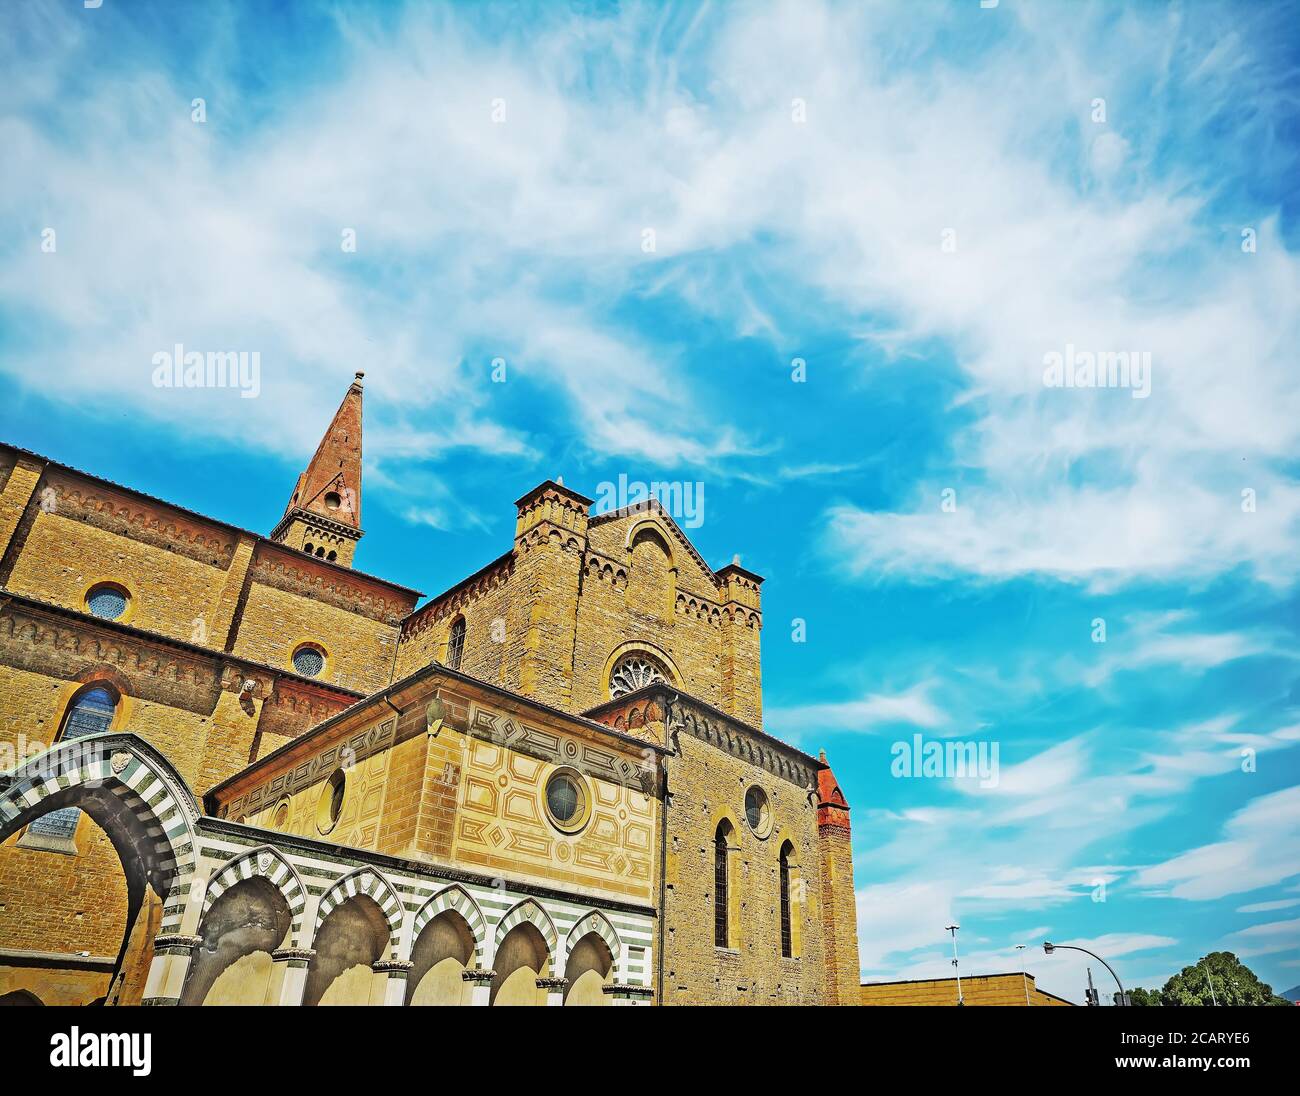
[283,373,364,530]
[816,751,851,831]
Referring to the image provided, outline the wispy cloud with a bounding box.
[769,681,947,737]
[1134,785,1300,900]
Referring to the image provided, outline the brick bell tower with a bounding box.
[270,371,365,567]
[816,749,861,1004]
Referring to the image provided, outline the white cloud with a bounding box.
[1134,785,1300,900]
[1220,917,1300,959]
[1236,899,1300,914]
[6,0,1297,581]
[1056,932,1179,959]
[768,681,946,736]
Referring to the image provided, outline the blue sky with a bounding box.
[3,0,1299,1003]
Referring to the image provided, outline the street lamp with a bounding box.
[946,925,964,1006]
[1043,941,1126,1005]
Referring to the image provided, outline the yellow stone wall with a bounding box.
[0,446,857,1008]
[817,815,861,1004]
[397,492,765,729]
[229,547,405,695]
[659,727,825,1004]
[859,973,1074,1006]
[0,446,413,1002]
[3,473,236,646]
[213,670,661,908]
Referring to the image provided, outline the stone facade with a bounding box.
[0,375,861,1006]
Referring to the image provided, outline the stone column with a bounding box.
[462,967,495,1006]
[267,948,316,1006]
[373,959,414,1006]
[603,983,656,1007]
[141,934,202,1005]
[537,976,569,1006]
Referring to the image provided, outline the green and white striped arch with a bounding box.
[202,845,308,946]
[411,884,488,965]
[0,732,199,934]
[313,867,404,955]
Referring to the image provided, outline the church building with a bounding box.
[0,374,860,1005]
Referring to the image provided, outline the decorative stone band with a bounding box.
[152,934,203,956]
[272,948,317,968]
[461,968,496,983]
[373,959,414,975]
[535,977,570,990]
[603,983,655,997]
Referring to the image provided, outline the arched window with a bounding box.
[714,821,732,949]
[27,686,118,840]
[609,653,667,698]
[446,617,466,672]
[779,843,793,958]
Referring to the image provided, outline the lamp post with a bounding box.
[1043,941,1126,1005]
[1015,943,1029,1006]
[946,925,963,1006]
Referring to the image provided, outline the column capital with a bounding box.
[373,959,414,974]
[536,976,569,990]
[152,933,202,955]
[603,982,655,997]
[461,968,496,983]
[272,948,317,964]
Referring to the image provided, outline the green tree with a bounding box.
[1160,951,1290,1006]
[1128,986,1163,1006]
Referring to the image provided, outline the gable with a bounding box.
[586,502,721,600]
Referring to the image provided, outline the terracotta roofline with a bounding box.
[1,441,423,599]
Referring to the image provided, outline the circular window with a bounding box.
[292,644,326,677]
[316,769,346,834]
[544,768,590,833]
[86,583,128,621]
[609,654,668,698]
[272,798,290,830]
[744,785,772,838]
[324,492,342,511]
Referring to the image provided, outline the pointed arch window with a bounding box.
[714,821,732,949]
[779,843,793,958]
[27,686,118,841]
[446,617,466,672]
